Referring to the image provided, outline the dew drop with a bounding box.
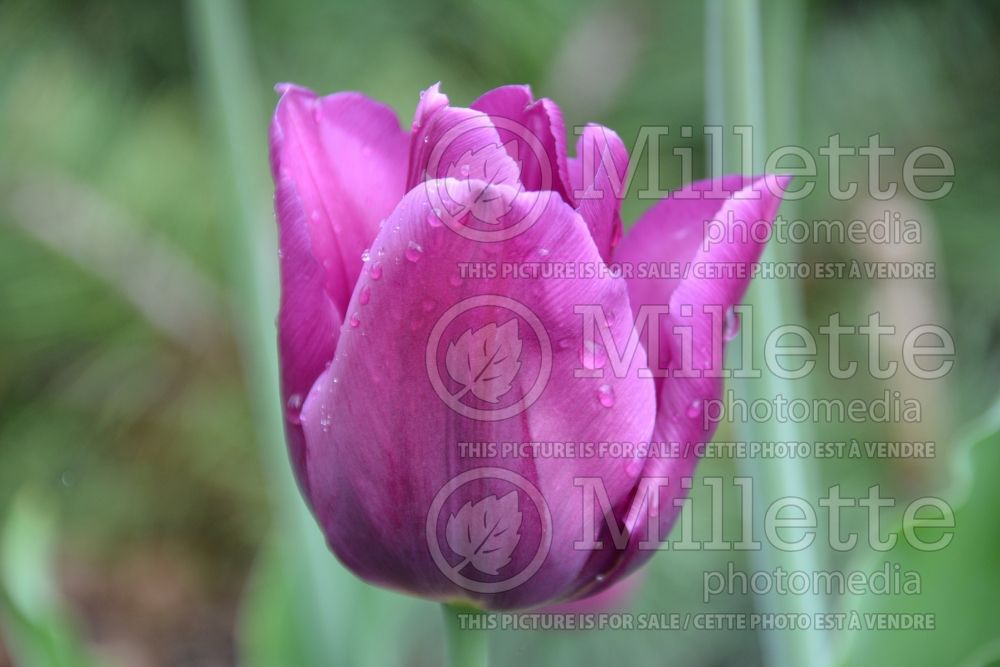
[359,285,371,305]
[361,247,372,263]
[405,241,424,262]
[723,306,741,342]
[595,573,606,583]
[686,399,702,419]
[369,261,383,280]
[537,247,550,257]
[286,393,303,425]
[427,208,443,227]
[460,164,470,177]
[579,339,608,370]
[596,383,615,408]
[349,312,361,328]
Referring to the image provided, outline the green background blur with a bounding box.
[0,0,998,665]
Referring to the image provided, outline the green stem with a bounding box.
[187,0,344,663]
[706,2,830,667]
[441,604,489,667]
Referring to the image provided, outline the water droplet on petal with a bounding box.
[686,399,702,419]
[723,306,741,342]
[361,248,372,263]
[405,241,424,262]
[286,393,303,424]
[349,312,360,328]
[538,247,550,257]
[595,573,606,583]
[580,339,608,370]
[427,208,443,227]
[370,261,383,280]
[359,285,371,305]
[596,384,615,408]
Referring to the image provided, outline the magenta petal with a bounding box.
[270,84,409,314]
[568,124,629,262]
[406,84,521,194]
[607,173,790,580]
[273,174,342,498]
[299,179,656,609]
[470,85,573,202]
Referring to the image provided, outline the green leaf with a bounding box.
[0,492,105,667]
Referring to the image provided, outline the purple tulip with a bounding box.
[269,82,788,609]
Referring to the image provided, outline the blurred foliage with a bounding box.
[0,0,998,665]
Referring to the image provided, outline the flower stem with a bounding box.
[187,0,344,662]
[706,2,830,667]
[441,603,489,667]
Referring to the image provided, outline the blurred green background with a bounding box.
[0,0,998,665]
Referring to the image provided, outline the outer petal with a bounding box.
[300,180,656,609]
[568,124,629,262]
[470,85,573,202]
[273,175,342,499]
[270,84,408,493]
[602,174,790,583]
[270,83,409,314]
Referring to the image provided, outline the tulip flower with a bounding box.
[269,82,787,611]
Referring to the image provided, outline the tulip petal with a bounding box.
[471,85,573,202]
[270,84,408,494]
[300,179,656,609]
[599,173,789,583]
[568,124,629,262]
[270,84,409,315]
[406,83,521,194]
[273,174,343,498]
